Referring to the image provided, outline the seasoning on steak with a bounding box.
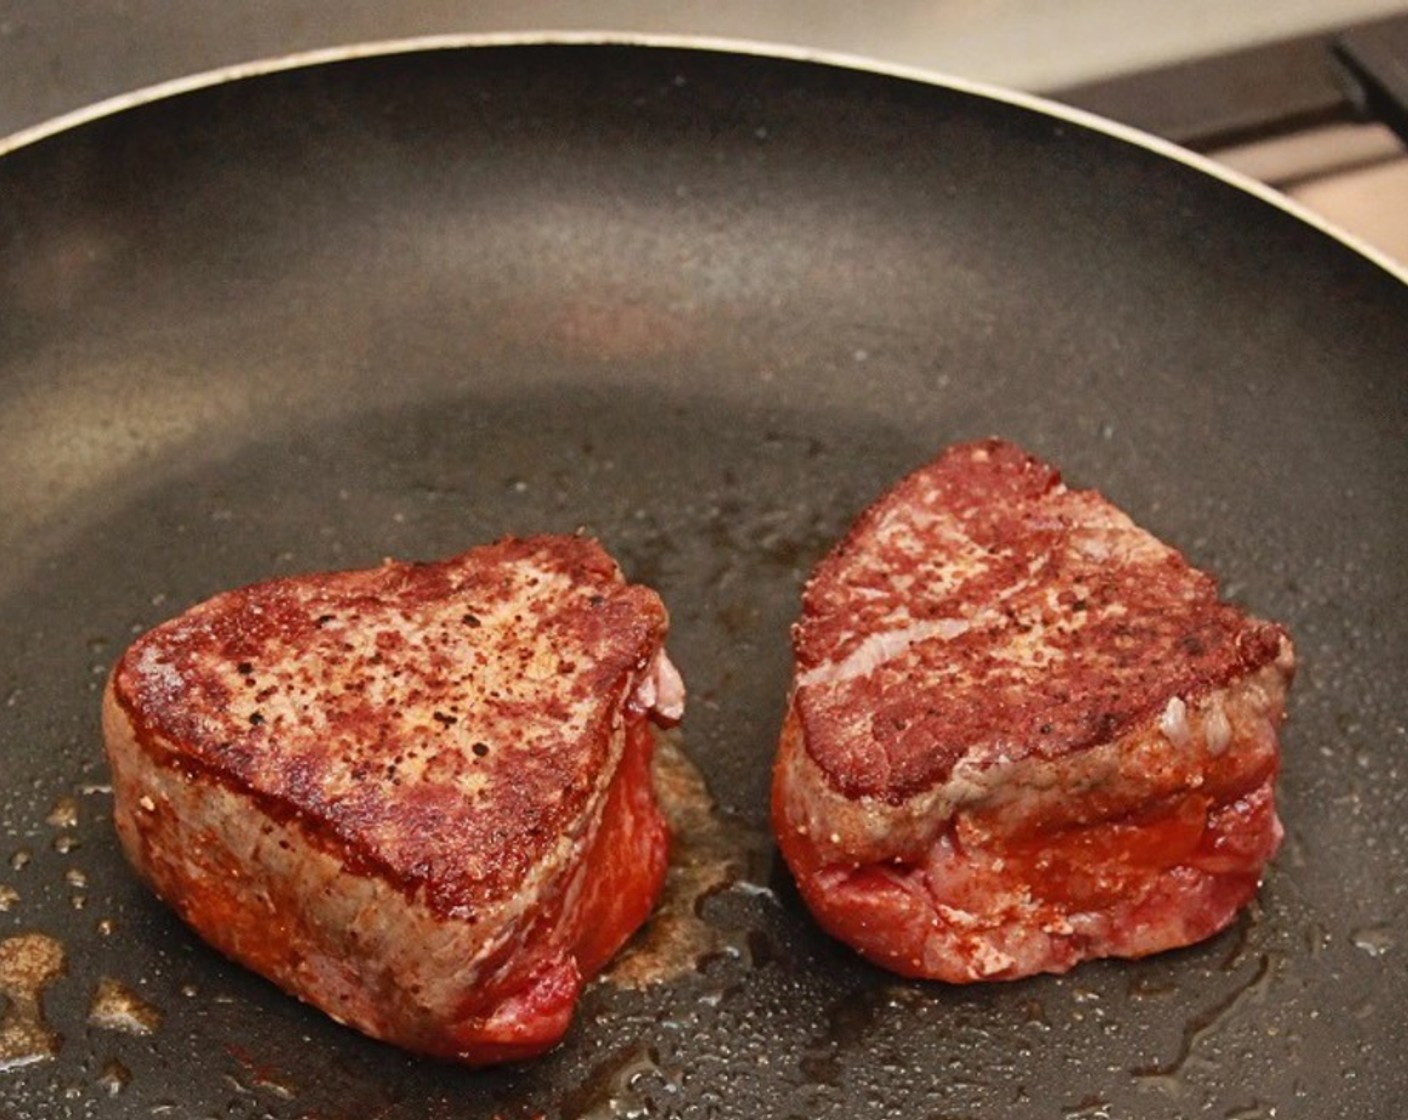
[772,438,1294,982]
[103,534,684,1064]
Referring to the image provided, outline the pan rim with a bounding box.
[1,27,1404,286]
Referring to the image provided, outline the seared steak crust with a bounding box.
[104,534,683,1063]
[774,439,1294,981]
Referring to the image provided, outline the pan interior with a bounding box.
[1,42,1405,1119]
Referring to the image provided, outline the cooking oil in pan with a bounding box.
[45,795,80,829]
[0,932,66,1071]
[560,1042,676,1119]
[88,976,163,1035]
[1131,952,1279,1091]
[605,732,771,989]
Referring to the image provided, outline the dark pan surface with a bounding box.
[2,40,1406,1119]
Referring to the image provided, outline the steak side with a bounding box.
[772,439,1294,981]
[103,534,684,1063]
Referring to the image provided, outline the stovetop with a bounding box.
[1056,12,1408,267]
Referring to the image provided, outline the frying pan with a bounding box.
[2,35,1405,1120]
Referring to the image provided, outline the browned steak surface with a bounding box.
[774,439,1294,981]
[105,534,683,1062]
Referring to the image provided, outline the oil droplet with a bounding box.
[88,977,162,1035]
[46,796,80,829]
[96,919,116,937]
[65,869,88,889]
[0,932,67,1071]
[0,886,18,913]
[1351,926,1394,958]
[97,1058,132,1096]
[9,850,31,872]
[53,835,80,855]
[605,734,767,989]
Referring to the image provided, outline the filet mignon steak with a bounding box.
[103,534,684,1063]
[772,439,1294,982]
